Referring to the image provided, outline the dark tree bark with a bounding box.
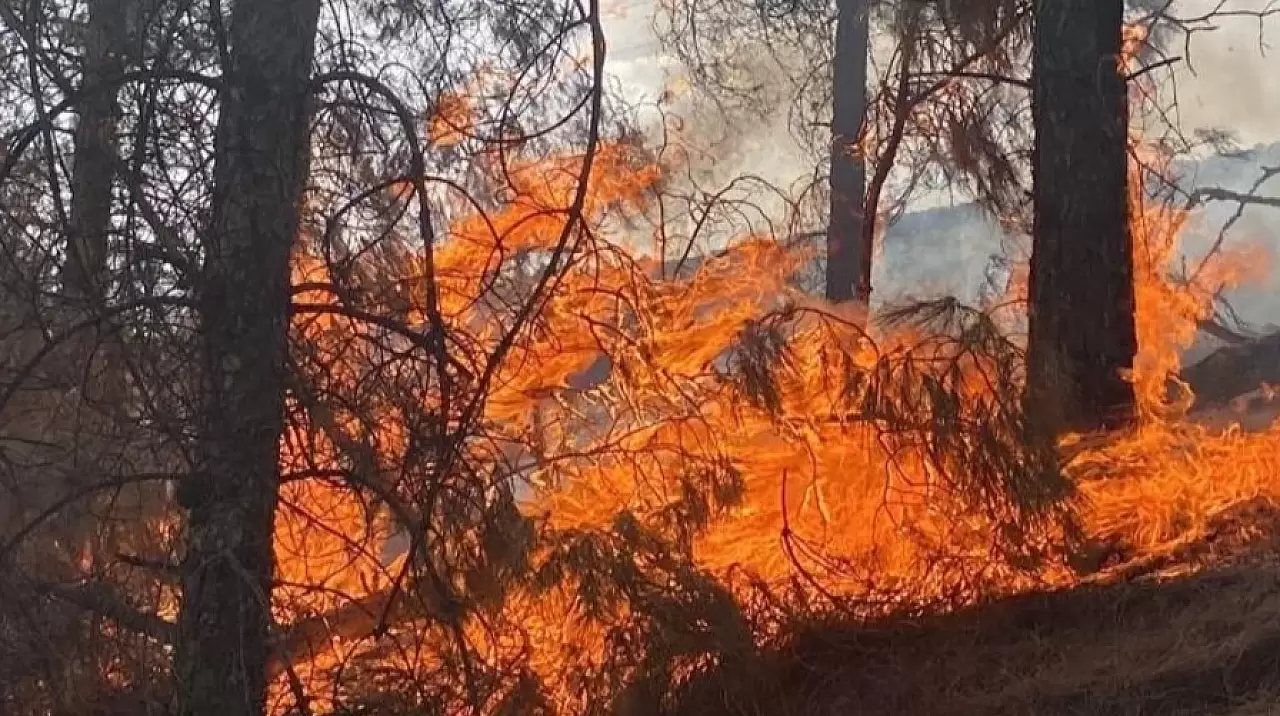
[1026,0,1136,433]
[64,0,129,301]
[825,0,870,304]
[174,1,321,715]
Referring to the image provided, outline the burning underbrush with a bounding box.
[260,136,1280,714]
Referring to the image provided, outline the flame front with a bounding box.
[268,95,1279,713]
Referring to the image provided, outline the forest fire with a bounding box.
[265,118,1280,712]
[4,2,1280,715]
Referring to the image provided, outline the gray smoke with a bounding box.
[603,0,1280,328]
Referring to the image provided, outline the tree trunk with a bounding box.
[1026,0,1136,433]
[825,0,870,304]
[60,7,131,708]
[174,1,320,715]
[64,0,129,302]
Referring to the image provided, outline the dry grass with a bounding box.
[671,501,1280,716]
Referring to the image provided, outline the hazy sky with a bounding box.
[1166,0,1280,146]
[596,0,1280,322]
[602,0,1280,162]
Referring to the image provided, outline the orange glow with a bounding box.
[1065,29,1280,573]
[269,92,1280,712]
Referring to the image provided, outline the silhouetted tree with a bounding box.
[825,0,870,303]
[65,0,130,302]
[0,0,615,711]
[1025,0,1137,433]
[657,0,1034,306]
[172,2,321,715]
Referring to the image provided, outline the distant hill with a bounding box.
[872,142,1280,324]
[863,142,1280,366]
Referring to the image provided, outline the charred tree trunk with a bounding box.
[174,1,320,715]
[64,0,129,302]
[825,0,870,304]
[1026,0,1136,433]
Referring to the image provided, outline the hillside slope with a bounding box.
[676,544,1280,715]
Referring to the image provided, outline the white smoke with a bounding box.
[602,0,1280,329]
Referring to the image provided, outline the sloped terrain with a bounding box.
[670,335,1280,716]
[676,537,1280,716]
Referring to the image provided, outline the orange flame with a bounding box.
[270,87,1280,712]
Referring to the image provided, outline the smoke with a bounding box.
[1178,144,1280,330]
[605,9,816,253]
[1167,0,1280,146]
[603,0,1280,329]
